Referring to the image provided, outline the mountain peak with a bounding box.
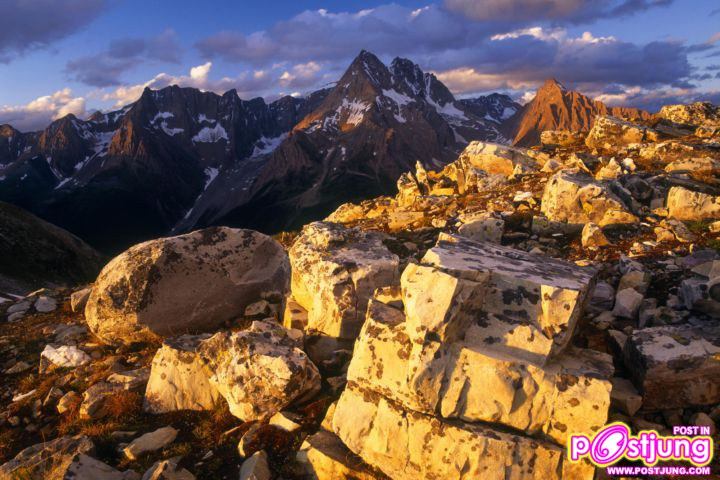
[539,78,567,93]
[506,79,649,146]
[345,50,389,87]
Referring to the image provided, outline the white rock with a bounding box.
[624,323,720,409]
[289,222,399,340]
[348,297,613,445]
[142,457,195,480]
[667,186,720,221]
[456,211,504,243]
[64,454,140,479]
[123,427,178,461]
[41,344,92,368]
[332,385,593,480]
[415,233,596,364]
[144,334,221,414]
[581,222,610,249]
[541,169,637,226]
[198,320,320,421]
[457,141,545,177]
[298,430,380,480]
[585,115,658,151]
[71,287,93,313]
[0,435,94,478]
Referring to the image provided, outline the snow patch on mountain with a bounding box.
[204,167,219,188]
[382,89,414,107]
[252,133,288,157]
[192,124,228,143]
[339,99,371,126]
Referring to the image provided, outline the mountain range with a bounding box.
[0,50,646,252]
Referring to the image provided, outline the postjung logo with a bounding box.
[568,422,714,467]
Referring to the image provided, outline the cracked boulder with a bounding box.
[85,227,290,345]
[456,141,546,177]
[414,233,596,364]
[623,323,720,410]
[197,320,321,421]
[288,222,399,341]
[585,115,659,151]
[347,296,613,445]
[332,384,593,480]
[541,169,638,227]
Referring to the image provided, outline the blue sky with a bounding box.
[1,0,719,131]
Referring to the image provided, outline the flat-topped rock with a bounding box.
[144,334,221,414]
[585,115,658,151]
[0,435,95,479]
[298,430,384,480]
[86,227,290,345]
[332,384,594,480]
[658,102,720,127]
[347,297,613,445]
[198,320,320,420]
[540,130,584,147]
[457,141,546,177]
[624,323,720,410]
[414,233,596,364]
[541,169,638,226]
[289,222,399,340]
[667,186,720,221]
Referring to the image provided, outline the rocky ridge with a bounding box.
[1,100,720,479]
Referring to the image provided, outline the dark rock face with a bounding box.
[0,51,507,251]
[0,201,104,294]
[181,51,509,233]
[506,79,650,147]
[0,86,329,252]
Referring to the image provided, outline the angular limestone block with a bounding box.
[347,298,613,445]
[416,233,596,364]
[332,385,593,480]
[624,323,720,410]
[289,222,399,340]
[144,334,221,414]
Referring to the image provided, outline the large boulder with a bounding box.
[415,234,596,364]
[332,384,593,480]
[197,320,321,420]
[347,297,613,445]
[541,169,638,226]
[85,227,290,345]
[624,323,720,410]
[288,222,399,341]
[328,235,602,480]
[658,102,720,127]
[666,186,720,221]
[456,141,547,177]
[585,115,659,151]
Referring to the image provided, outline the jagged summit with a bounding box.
[506,78,650,146]
[0,50,652,252]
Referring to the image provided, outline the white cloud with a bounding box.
[0,88,86,131]
[99,62,292,108]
